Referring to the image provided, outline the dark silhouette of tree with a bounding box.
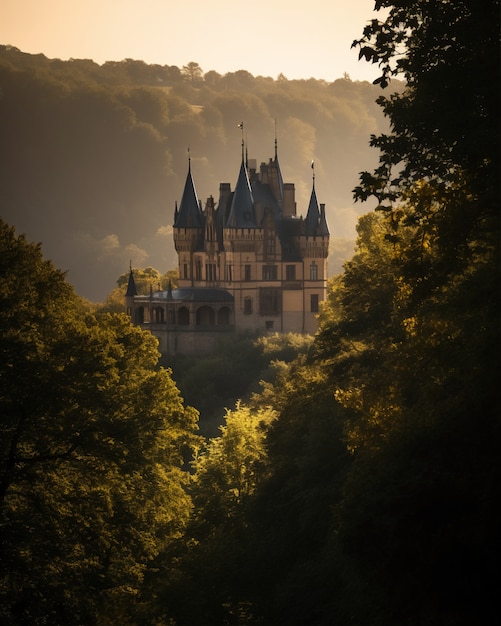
[182,61,204,84]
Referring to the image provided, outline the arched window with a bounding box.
[196,306,215,326]
[178,306,190,326]
[217,306,230,325]
[136,307,144,324]
[152,306,164,323]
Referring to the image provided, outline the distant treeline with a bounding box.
[0,45,398,300]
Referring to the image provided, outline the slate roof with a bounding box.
[174,160,203,228]
[305,185,321,236]
[225,160,256,228]
[125,267,138,296]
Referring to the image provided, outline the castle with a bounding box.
[126,139,330,355]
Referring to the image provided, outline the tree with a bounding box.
[182,61,203,85]
[165,332,313,436]
[321,2,501,623]
[352,0,500,262]
[148,402,276,626]
[0,221,199,624]
[97,267,179,313]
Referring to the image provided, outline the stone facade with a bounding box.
[126,144,329,355]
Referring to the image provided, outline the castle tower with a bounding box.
[174,157,203,285]
[298,163,330,332]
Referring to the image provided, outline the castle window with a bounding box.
[195,258,202,281]
[310,262,318,280]
[244,264,251,281]
[286,265,296,281]
[264,235,276,256]
[178,307,190,325]
[152,306,164,323]
[206,263,217,282]
[262,265,277,281]
[244,298,253,314]
[265,320,274,330]
[259,288,281,315]
[311,294,319,313]
[183,263,189,279]
[136,307,145,324]
[225,264,233,282]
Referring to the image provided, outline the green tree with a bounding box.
[319,2,501,623]
[166,332,312,436]
[0,221,199,624]
[352,0,499,260]
[98,267,179,314]
[148,402,276,626]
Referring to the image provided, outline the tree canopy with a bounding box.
[0,220,199,624]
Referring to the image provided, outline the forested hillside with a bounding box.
[1,1,499,624]
[0,45,394,300]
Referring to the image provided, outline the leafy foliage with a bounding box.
[0,220,199,624]
[97,267,179,314]
[147,2,500,624]
[164,332,313,436]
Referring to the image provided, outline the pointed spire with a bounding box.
[174,154,203,228]
[226,159,256,228]
[125,262,137,297]
[273,121,284,204]
[305,162,320,236]
[274,118,278,160]
[238,122,244,163]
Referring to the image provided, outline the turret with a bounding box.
[173,158,204,284]
[298,162,330,266]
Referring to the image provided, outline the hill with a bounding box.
[0,45,400,301]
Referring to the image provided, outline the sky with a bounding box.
[1,0,381,82]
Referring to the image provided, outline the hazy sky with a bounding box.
[1,0,382,82]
